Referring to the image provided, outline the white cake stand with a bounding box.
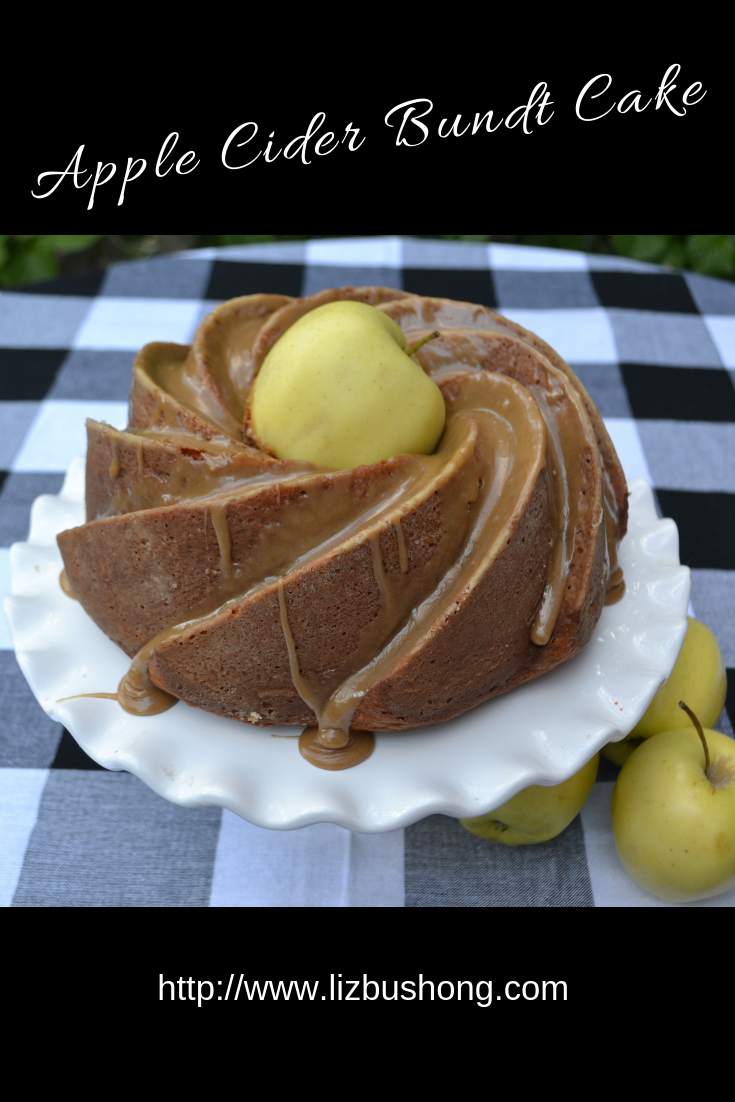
[5,460,690,832]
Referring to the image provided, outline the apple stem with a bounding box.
[679,700,711,776]
[407,331,440,358]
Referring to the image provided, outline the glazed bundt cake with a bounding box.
[58,285,628,766]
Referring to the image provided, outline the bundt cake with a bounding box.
[57,285,628,769]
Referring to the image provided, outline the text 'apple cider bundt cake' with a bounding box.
[57,285,628,770]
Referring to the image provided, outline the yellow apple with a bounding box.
[460,753,599,845]
[631,617,727,738]
[601,738,643,767]
[601,617,727,766]
[611,723,735,902]
[249,301,446,470]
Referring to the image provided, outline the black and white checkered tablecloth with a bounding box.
[1,237,734,908]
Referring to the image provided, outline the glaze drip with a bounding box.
[57,639,177,716]
[210,504,233,574]
[59,568,77,599]
[393,517,409,574]
[117,643,178,715]
[108,439,120,480]
[370,535,394,617]
[298,726,375,770]
[277,578,320,718]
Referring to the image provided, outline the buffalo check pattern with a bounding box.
[1,238,734,909]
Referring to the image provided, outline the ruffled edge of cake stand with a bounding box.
[5,460,690,832]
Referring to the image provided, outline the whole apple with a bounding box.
[631,617,726,737]
[602,617,727,766]
[249,301,446,469]
[461,753,599,845]
[611,714,735,902]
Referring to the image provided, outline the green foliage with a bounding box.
[2,234,735,288]
[607,234,735,278]
[684,235,735,278]
[0,235,102,287]
[610,234,687,266]
[200,235,314,246]
[37,235,102,252]
[520,234,605,252]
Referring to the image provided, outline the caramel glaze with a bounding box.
[189,294,294,424]
[58,640,177,716]
[605,566,626,605]
[393,517,409,574]
[109,439,120,480]
[59,288,627,771]
[84,419,317,522]
[59,568,77,599]
[210,504,233,575]
[298,726,375,770]
[129,344,232,443]
[143,295,294,441]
